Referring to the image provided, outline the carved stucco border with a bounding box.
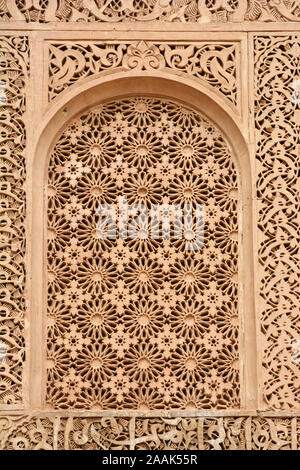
[249,33,300,412]
[0,35,29,410]
[0,0,299,24]
[46,39,241,116]
[28,73,256,414]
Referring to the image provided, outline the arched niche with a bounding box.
[29,74,257,414]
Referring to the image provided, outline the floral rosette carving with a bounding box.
[46,96,240,410]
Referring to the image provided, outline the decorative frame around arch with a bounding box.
[28,73,258,414]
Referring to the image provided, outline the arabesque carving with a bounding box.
[48,41,238,110]
[0,0,299,451]
[0,415,299,450]
[254,35,300,410]
[0,1,299,23]
[0,35,28,406]
[245,0,300,21]
[46,97,241,410]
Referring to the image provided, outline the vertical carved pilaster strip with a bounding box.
[0,35,29,408]
[254,34,300,411]
[291,418,297,450]
[47,41,239,113]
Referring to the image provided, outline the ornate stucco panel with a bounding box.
[48,41,240,114]
[0,415,299,450]
[253,34,300,411]
[0,35,29,408]
[0,1,299,23]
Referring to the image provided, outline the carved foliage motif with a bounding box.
[245,0,300,21]
[48,41,238,109]
[254,35,300,410]
[46,97,240,410]
[0,1,299,23]
[0,416,299,450]
[0,36,28,406]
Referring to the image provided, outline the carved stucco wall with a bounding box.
[0,1,299,23]
[0,5,299,450]
[46,96,242,411]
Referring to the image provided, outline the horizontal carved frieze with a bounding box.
[48,41,239,111]
[0,1,299,23]
[0,415,299,450]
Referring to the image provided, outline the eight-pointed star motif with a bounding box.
[46,97,240,409]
